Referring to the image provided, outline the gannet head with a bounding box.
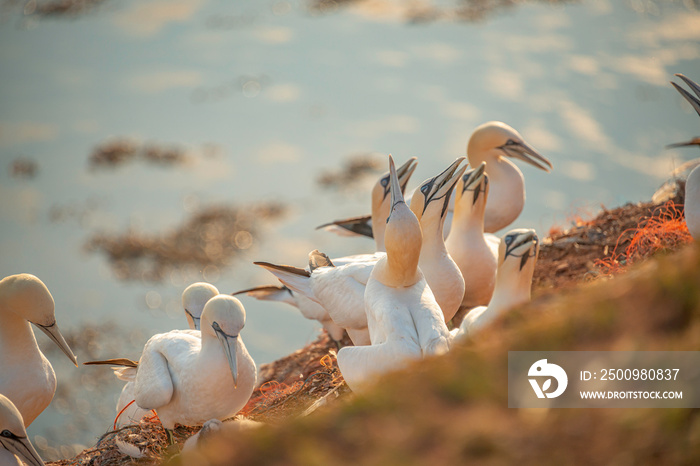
[498,229,540,276]
[182,282,219,331]
[201,295,246,388]
[410,157,467,227]
[468,121,552,173]
[379,155,423,286]
[454,161,489,216]
[371,156,418,220]
[0,394,44,466]
[0,274,78,367]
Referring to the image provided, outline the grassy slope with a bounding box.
[179,243,700,466]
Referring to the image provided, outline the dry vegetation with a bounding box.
[316,153,384,190]
[47,192,699,465]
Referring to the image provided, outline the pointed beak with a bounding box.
[500,140,552,173]
[672,73,700,118]
[213,322,239,388]
[33,321,78,367]
[396,156,418,194]
[185,309,201,331]
[389,155,405,211]
[0,435,45,466]
[461,161,487,204]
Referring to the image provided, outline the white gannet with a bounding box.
[317,156,418,252]
[0,394,44,466]
[255,158,468,343]
[132,295,256,440]
[0,274,78,427]
[453,229,539,341]
[232,285,346,343]
[86,282,220,427]
[668,73,700,240]
[337,155,451,391]
[445,163,499,311]
[467,122,552,233]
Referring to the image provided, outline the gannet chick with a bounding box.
[109,282,220,427]
[336,155,451,391]
[453,229,539,341]
[408,157,467,321]
[467,122,552,233]
[0,394,44,466]
[133,295,256,439]
[0,274,77,427]
[232,285,346,343]
[445,163,499,311]
[317,157,418,251]
[255,158,467,344]
[668,73,700,240]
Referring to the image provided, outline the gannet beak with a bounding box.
[672,73,700,117]
[213,322,239,388]
[417,157,467,215]
[500,139,552,173]
[383,156,418,200]
[503,230,539,270]
[666,137,700,149]
[388,155,405,211]
[0,432,45,466]
[185,309,201,331]
[461,161,487,205]
[33,321,78,367]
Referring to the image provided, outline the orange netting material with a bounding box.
[596,202,692,275]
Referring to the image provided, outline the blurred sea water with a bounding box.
[1,0,699,459]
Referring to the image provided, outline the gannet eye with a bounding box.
[420,185,430,194]
[504,235,515,245]
[504,139,518,146]
[0,430,12,438]
[380,176,389,187]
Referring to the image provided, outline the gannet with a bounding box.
[232,285,346,343]
[668,73,700,240]
[453,229,539,341]
[86,282,220,427]
[317,156,418,252]
[0,394,44,466]
[132,295,256,439]
[255,157,468,343]
[336,155,451,391]
[467,122,552,233]
[0,274,78,427]
[445,163,499,311]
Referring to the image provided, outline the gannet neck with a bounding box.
[486,269,532,317]
[379,207,422,287]
[370,193,389,253]
[0,311,41,361]
[686,165,700,240]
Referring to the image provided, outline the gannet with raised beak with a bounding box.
[132,295,256,440]
[445,163,499,311]
[468,122,552,233]
[0,394,45,466]
[318,156,418,252]
[255,158,467,344]
[668,73,700,240]
[337,155,451,391]
[0,274,77,427]
[453,229,539,340]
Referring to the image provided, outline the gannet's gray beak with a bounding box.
[185,309,201,331]
[672,73,700,117]
[0,432,45,466]
[461,161,487,205]
[500,139,552,173]
[417,157,467,216]
[382,156,418,200]
[389,155,405,211]
[213,321,239,388]
[33,321,78,367]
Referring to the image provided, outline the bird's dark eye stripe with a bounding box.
[505,139,518,145]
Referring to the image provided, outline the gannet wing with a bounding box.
[311,262,374,329]
[232,285,295,306]
[316,215,373,238]
[83,358,139,367]
[133,347,174,410]
[114,366,137,382]
[254,262,318,304]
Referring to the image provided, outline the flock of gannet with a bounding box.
[4,69,700,462]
